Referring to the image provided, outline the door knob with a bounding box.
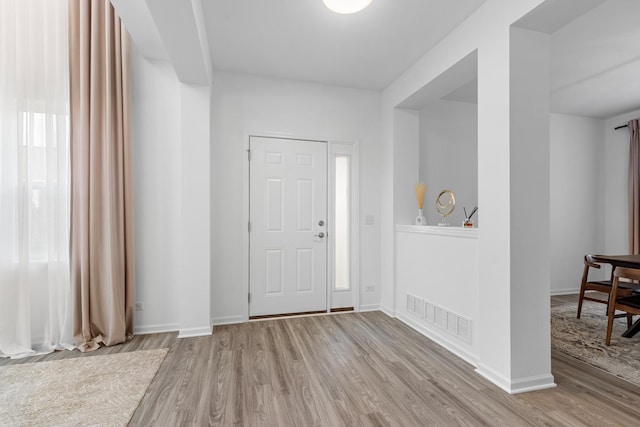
[314,232,325,238]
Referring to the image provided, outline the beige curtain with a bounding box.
[69,0,135,352]
[629,119,640,254]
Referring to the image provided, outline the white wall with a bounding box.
[130,44,181,334]
[391,100,479,367]
[381,0,552,394]
[210,71,383,324]
[395,228,479,364]
[547,109,640,294]
[178,83,211,337]
[605,108,640,255]
[550,114,605,294]
[419,100,478,226]
[393,108,420,226]
[508,26,552,387]
[130,44,212,337]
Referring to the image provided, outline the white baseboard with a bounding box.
[395,312,478,368]
[211,315,245,326]
[475,363,512,393]
[510,374,557,394]
[380,304,396,317]
[134,323,179,335]
[475,364,556,394]
[550,288,580,296]
[177,326,212,338]
[358,303,380,312]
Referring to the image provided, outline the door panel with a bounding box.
[249,136,327,316]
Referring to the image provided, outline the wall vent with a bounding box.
[423,299,472,344]
[406,293,424,318]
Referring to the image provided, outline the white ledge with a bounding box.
[395,224,478,239]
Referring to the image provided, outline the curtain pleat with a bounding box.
[68,0,134,352]
[628,119,640,255]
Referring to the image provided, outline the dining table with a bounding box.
[591,254,640,338]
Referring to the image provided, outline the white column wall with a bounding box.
[381,0,551,394]
[114,0,213,337]
[507,27,554,389]
[380,101,396,316]
[474,23,514,390]
[131,46,181,334]
[390,108,419,320]
[130,46,212,337]
[178,83,212,337]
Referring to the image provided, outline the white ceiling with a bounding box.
[201,0,486,90]
[548,0,640,118]
[513,0,606,34]
[115,0,640,119]
[404,0,640,119]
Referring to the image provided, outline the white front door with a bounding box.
[249,136,327,317]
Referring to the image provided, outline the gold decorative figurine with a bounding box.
[436,190,455,226]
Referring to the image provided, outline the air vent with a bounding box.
[423,299,472,344]
[406,293,424,318]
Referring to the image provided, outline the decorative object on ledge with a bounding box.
[414,182,427,226]
[436,190,455,226]
[463,206,478,228]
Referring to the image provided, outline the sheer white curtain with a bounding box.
[0,0,73,358]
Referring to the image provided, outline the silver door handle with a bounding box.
[314,232,325,238]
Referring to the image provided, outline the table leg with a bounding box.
[622,317,640,338]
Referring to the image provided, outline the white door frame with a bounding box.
[242,132,359,321]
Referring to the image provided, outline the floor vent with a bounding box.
[406,293,424,318]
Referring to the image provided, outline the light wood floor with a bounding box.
[3,295,640,426]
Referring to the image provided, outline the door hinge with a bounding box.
[248,293,251,303]
[248,221,251,232]
[247,149,251,161]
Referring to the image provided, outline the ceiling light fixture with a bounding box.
[322,0,372,14]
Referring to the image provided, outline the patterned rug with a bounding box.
[0,348,168,427]
[551,302,640,386]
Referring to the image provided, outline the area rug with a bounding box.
[0,348,168,427]
[551,303,640,386]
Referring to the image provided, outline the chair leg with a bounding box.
[577,275,588,319]
[577,289,585,319]
[606,308,616,346]
[628,314,634,329]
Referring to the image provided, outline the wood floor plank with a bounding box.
[208,349,233,426]
[4,298,640,426]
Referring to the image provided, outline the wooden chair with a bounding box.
[606,267,640,345]
[577,255,640,318]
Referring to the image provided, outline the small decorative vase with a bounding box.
[415,209,426,226]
